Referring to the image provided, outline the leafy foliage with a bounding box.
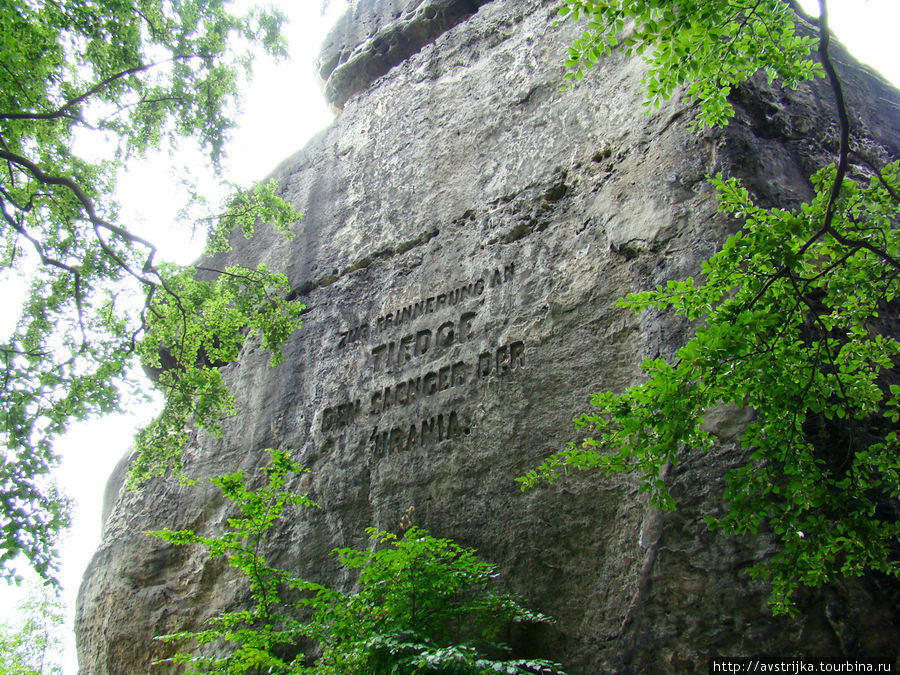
[0,0,304,581]
[303,525,564,674]
[557,0,821,127]
[0,582,65,675]
[152,457,564,674]
[132,261,303,484]
[150,449,316,674]
[521,0,900,613]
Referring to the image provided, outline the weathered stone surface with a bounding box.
[77,1,900,672]
[316,0,493,110]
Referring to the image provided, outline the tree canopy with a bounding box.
[521,0,900,614]
[0,0,305,583]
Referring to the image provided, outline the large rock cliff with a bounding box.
[76,1,900,672]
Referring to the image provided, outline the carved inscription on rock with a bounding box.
[320,263,524,457]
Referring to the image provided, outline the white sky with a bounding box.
[0,1,897,673]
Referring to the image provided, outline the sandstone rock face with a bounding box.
[76,1,900,672]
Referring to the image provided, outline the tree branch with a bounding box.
[816,0,850,240]
[0,56,199,123]
[0,195,88,350]
[0,147,160,286]
[0,147,202,365]
[743,0,899,312]
[784,0,820,27]
[850,148,900,204]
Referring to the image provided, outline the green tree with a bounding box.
[303,525,563,674]
[152,454,564,674]
[520,0,900,614]
[151,449,316,674]
[0,0,304,583]
[0,582,65,675]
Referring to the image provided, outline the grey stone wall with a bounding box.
[76,1,900,672]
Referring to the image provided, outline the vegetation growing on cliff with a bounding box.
[0,0,304,582]
[522,0,900,614]
[150,450,316,673]
[151,452,565,674]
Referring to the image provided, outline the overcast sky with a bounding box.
[0,1,897,673]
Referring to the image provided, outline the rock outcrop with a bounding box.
[76,1,900,672]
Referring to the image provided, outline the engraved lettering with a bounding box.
[496,343,510,375]
[321,400,361,432]
[459,283,473,303]
[368,427,381,455]
[452,360,467,386]
[436,321,454,348]
[415,329,431,357]
[338,263,516,345]
[447,410,462,438]
[407,375,421,404]
[368,409,468,457]
[372,343,388,371]
[459,312,476,343]
[476,341,525,380]
[383,342,395,371]
[399,334,414,365]
[423,371,438,395]
[337,323,371,350]
[371,311,479,372]
[438,413,447,441]
[478,351,493,378]
[327,264,526,453]
[390,427,405,454]
[510,340,524,370]
[420,416,435,445]
[438,365,451,391]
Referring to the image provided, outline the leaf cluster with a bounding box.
[131,261,303,484]
[522,0,900,615]
[0,0,303,581]
[0,581,65,675]
[522,162,900,612]
[304,526,563,674]
[152,453,564,674]
[151,449,316,674]
[557,0,821,126]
